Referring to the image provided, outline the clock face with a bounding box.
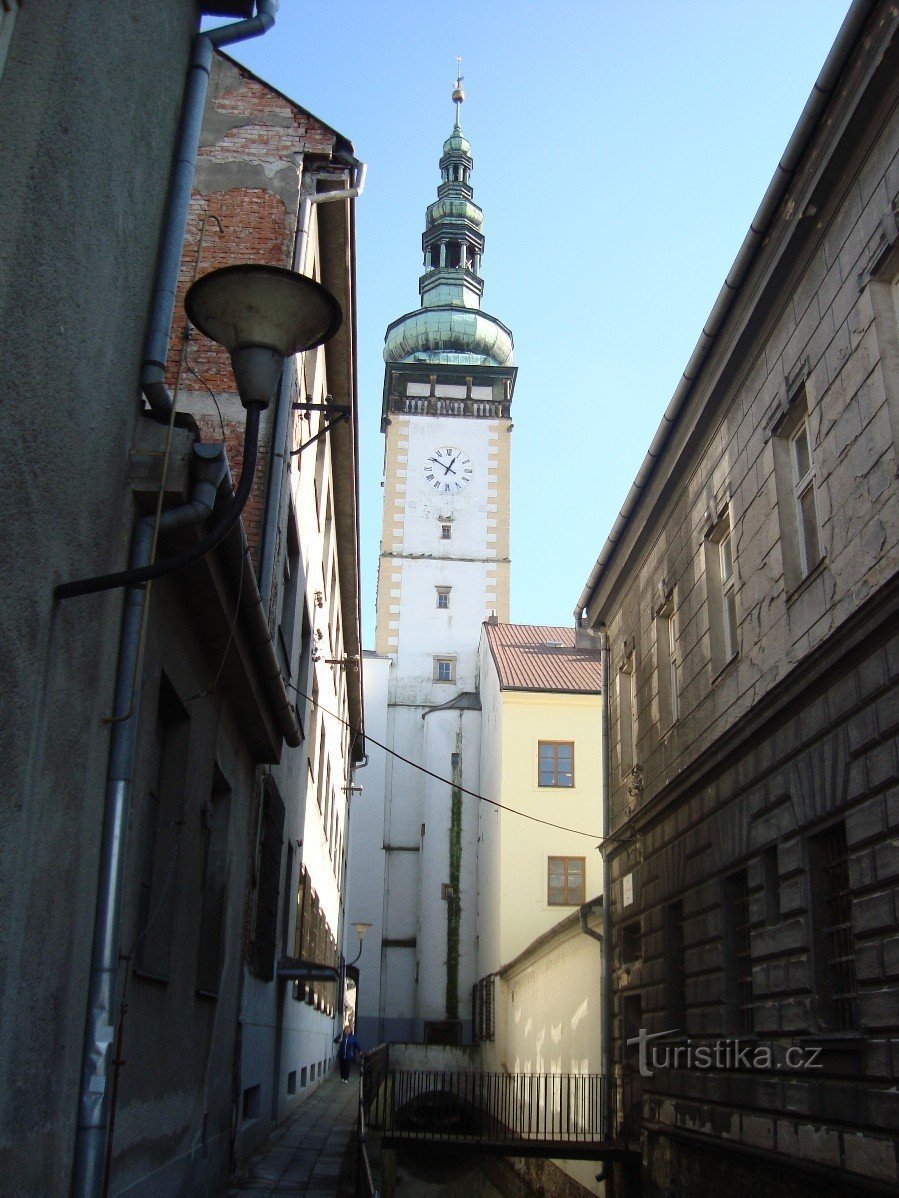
[423,446,474,494]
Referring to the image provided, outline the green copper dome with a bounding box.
[426,196,483,228]
[443,124,471,156]
[384,306,514,366]
[383,75,513,368]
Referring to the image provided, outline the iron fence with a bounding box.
[363,1067,628,1150]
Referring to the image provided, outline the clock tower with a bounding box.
[375,78,516,669]
[358,73,517,1044]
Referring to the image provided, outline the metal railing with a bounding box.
[362,1064,629,1154]
[355,1045,389,1198]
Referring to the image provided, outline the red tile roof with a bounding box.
[483,622,602,693]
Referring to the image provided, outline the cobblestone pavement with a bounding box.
[224,1070,359,1197]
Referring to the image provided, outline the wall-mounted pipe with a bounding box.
[140,0,279,417]
[598,627,613,1142]
[56,404,263,600]
[578,899,603,944]
[258,156,367,612]
[71,445,228,1198]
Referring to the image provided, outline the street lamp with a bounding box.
[348,922,372,967]
[185,263,342,409]
[57,264,342,599]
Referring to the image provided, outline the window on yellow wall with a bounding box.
[548,857,585,905]
[538,740,574,787]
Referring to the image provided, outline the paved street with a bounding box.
[225,1071,359,1197]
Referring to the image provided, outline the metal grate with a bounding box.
[818,822,858,1031]
[726,870,753,1034]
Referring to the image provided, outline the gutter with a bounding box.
[140,1,279,418]
[575,0,878,618]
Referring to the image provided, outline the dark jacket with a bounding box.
[334,1032,363,1061]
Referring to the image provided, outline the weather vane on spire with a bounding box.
[452,57,465,126]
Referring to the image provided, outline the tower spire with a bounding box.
[381,69,514,368]
[452,57,465,128]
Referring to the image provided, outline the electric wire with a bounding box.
[289,684,621,844]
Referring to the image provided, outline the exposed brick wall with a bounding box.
[164,52,340,566]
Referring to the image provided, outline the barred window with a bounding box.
[724,869,753,1034]
[472,974,496,1043]
[809,822,858,1031]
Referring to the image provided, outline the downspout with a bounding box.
[71,445,229,1198]
[598,626,613,1142]
[259,158,367,611]
[140,0,279,419]
[578,899,603,945]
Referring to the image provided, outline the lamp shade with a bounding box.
[351,922,373,940]
[185,264,343,358]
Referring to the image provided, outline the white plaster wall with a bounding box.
[401,415,496,556]
[345,653,391,1046]
[418,707,481,1026]
[496,919,605,1197]
[477,628,504,981]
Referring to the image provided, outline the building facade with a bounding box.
[0,10,363,1196]
[476,621,603,980]
[578,3,899,1194]
[166,50,366,1162]
[348,82,517,1045]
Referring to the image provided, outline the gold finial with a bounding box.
[452,56,465,121]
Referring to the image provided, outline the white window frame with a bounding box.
[719,526,738,662]
[436,587,451,609]
[789,418,822,578]
[705,508,739,674]
[655,599,678,729]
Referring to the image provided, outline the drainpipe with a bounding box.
[578,899,603,945]
[71,444,228,1198]
[258,157,367,612]
[140,0,279,419]
[598,625,613,1142]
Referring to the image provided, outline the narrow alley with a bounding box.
[225,1073,358,1198]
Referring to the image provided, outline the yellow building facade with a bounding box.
[477,622,604,980]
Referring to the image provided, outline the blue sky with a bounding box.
[225,1,853,645]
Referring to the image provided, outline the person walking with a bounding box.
[334,1023,364,1083]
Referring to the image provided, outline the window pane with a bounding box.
[799,483,820,570]
[725,589,738,658]
[792,424,811,482]
[720,533,733,583]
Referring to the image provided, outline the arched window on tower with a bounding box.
[429,245,440,270]
[446,241,461,268]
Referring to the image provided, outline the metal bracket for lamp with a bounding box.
[55,264,342,600]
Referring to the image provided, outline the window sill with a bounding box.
[711,653,739,686]
[786,555,828,605]
[132,967,169,986]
